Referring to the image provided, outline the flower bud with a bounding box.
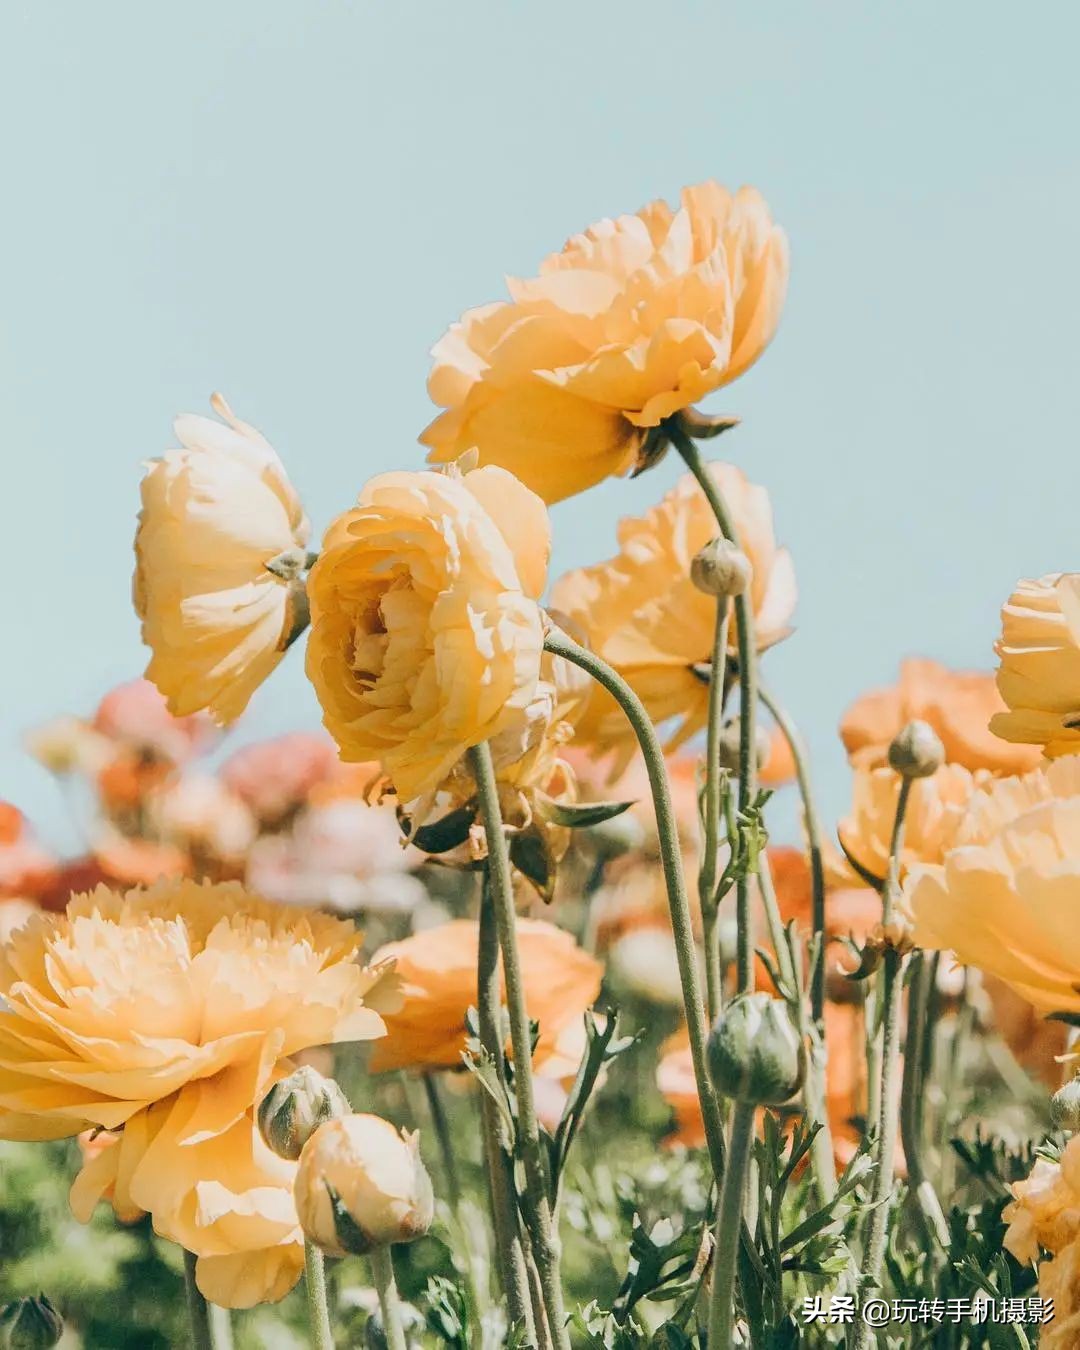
[690,538,752,598]
[257,1066,351,1162]
[0,1297,63,1350]
[294,1114,434,1256]
[887,720,944,780]
[716,720,772,775]
[707,992,803,1105]
[1051,1076,1080,1132]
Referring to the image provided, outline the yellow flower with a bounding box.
[305,465,550,802]
[904,756,1080,1014]
[294,1114,433,1256]
[1004,1137,1080,1349]
[991,574,1080,759]
[0,879,399,1307]
[837,762,984,883]
[840,657,1041,775]
[550,462,795,757]
[368,918,602,1073]
[134,394,310,723]
[422,182,789,503]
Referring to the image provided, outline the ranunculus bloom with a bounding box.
[991,574,1080,759]
[93,678,216,763]
[148,772,257,871]
[368,918,602,1073]
[305,465,550,802]
[841,657,1041,775]
[134,395,310,723]
[422,182,788,503]
[550,462,795,756]
[220,734,340,827]
[837,762,984,883]
[904,757,1080,1014]
[1004,1138,1080,1349]
[0,879,399,1307]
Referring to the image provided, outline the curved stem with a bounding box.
[543,629,727,1182]
[852,778,913,1350]
[422,1073,461,1208]
[468,742,569,1350]
[303,1240,334,1350]
[476,876,536,1339]
[668,421,758,994]
[699,601,730,1020]
[183,1250,214,1350]
[369,1246,407,1350]
[707,1101,756,1350]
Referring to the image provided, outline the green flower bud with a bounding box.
[707,992,803,1105]
[0,1296,63,1350]
[887,720,944,780]
[1051,1076,1080,1132]
[257,1066,351,1161]
[690,537,752,598]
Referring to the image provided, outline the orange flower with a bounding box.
[368,918,602,1073]
[991,574,1080,760]
[840,657,1040,775]
[422,182,788,503]
[837,762,985,883]
[0,805,56,900]
[550,462,795,760]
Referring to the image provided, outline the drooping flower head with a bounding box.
[0,879,399,1307]
[991,574,1080,759]
[904,756,1080,1014]
[422,182,788,502]
[368,918,602,1073]
[134,395,310,723]
[305,464,550,802]
[550,462,795,759]
[841,657,1041,775]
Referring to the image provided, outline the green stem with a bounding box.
[209,1306,234,1350]
[304,1240,334,1350]
[707,1101,756,1350]
[422,1073,462,1209]
[183,1250,213,1350]
[476,876,535,1339]
[900,954,950,1247]
[669,421,758,994]
[699,601,730,1021]
[369,1246,407,1350]
[543,629,727,1182]
[852,778,912,1350]
[468,743,569,1350]
[757,683,827,1021]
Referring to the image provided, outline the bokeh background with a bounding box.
[5,1,1079,848]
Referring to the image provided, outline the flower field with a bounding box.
[3,179,1078,1348]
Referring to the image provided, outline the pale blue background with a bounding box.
[4,2,1079,851]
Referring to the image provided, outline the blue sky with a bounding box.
[4,2,1079,849]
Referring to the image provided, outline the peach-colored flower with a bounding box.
[551,462,795,759]
[134,395,310,723]
[841,657,1041,775]
[0,804,57,900]
[368,918,602,1073]
[904,756,1080,1014]
[305,464,550,802]
[991,574,1080,760]
[220,734,340,828]
[837,762,985,884]
[422,182,788,503]
[0,879,399,1307]
[149,773,256,871]
[93,679,216,763]
[1004,1138,1080,1349]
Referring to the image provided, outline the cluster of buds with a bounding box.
[707,992,803,1105]
[258,1069,434,1257]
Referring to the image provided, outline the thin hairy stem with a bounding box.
[303,1241,334,1350]
[468,742,569,1349]
[369,1246,408,1350]
[707,1101,756,1350]
[699,600,731,1020]
[183,1250,214,1350]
